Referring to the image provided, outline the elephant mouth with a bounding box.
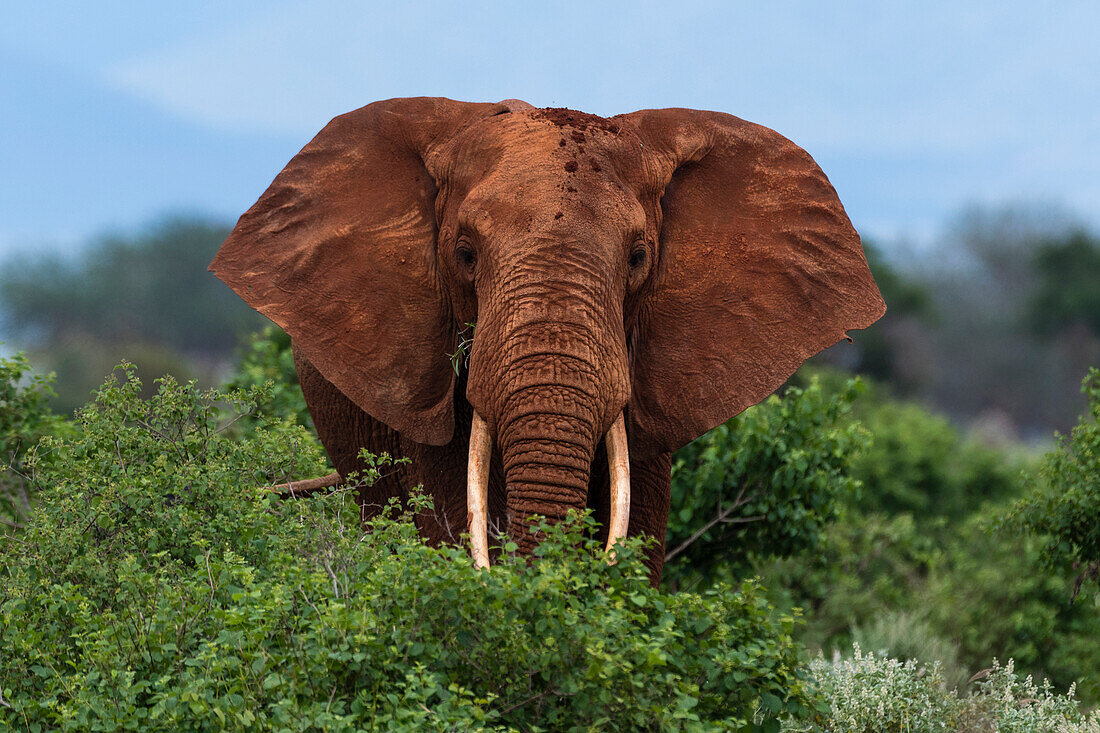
[466,411,630,569]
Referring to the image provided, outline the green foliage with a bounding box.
[1006,367,1100,597]
[789,647,1100,733]
[223,326,312,431]
[926,511,1100,704]
[747,371,1100,704]
[664,377,868,589]
[0,350,66,534]
[0,368,812,730]
[849,610,965,690]
[759,512,941,652]
[763,505,1100,706]
[847,381,1024,522]
[447,321,476,376]
[794,645,961,732]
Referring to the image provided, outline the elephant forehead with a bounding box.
[449,109,640,184]
[456,169,645,242]
[436,109,651,242]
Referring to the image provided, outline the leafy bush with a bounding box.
[0,368,812,730]
[0,350,66,535]
[664,377,868,589]
[748,371,1100,704]
[788,646,1100,732]
[223,326,312,431]
[849,610,965,690]
[793,645,961,732]
[1006,367,1100,598]
[845,380,1025,523]
[760,505,1100,705]
[757,511,942,652]
[927,510,1100,705]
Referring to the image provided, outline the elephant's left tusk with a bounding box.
[467,411,492,569]
[605,411,630,559]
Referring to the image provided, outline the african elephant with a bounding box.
[210,97,884,580]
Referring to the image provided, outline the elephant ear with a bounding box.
[211,97,502,446]
[620,108,885,457]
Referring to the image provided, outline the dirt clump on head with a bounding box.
[537,107,621,135]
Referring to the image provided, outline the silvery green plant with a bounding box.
[787,645,1099,732]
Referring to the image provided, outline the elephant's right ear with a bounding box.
[211,97,501,445]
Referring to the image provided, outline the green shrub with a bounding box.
[664,377,868,590]
[760,505,1100,705]
[959,659,1100,733]
[926,510,1100,705]
[0,367,812,730]
[792,645,962,732]
[223,326,312,431]
[849,610,965,690]
[846,382,1026,523]
[1006,367,1100,599]
[0,350,67,535]
[757,511,942,653]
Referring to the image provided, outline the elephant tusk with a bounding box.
[605,411,630,559]
[467,411,492,569]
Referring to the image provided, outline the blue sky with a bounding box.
[2,1,1098,258]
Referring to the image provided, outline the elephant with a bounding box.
[210,97,884,581]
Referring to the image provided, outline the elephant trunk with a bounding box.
[466,309,630,562]
[496,337,603,553]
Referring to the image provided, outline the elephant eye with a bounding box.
[455,239,477,269]
[629,244,648,269]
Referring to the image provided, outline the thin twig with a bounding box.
[214,408,256,434]
[499,688,556,716]
[321,554,341,599]
[114,439,127,474]
[664,487,759,564]
[203,550,216,604]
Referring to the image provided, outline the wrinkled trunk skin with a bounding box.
[496,337,602,550]
[467,272,629,554]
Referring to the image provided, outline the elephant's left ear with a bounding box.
[619,108,885,457]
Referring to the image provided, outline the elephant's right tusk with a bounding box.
[604,411,631,560]
[467,411,492,569]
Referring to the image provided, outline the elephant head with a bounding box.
[211,97,884,565]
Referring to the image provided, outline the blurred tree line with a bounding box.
[0,217,264,411]
[829,203,1100,440]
